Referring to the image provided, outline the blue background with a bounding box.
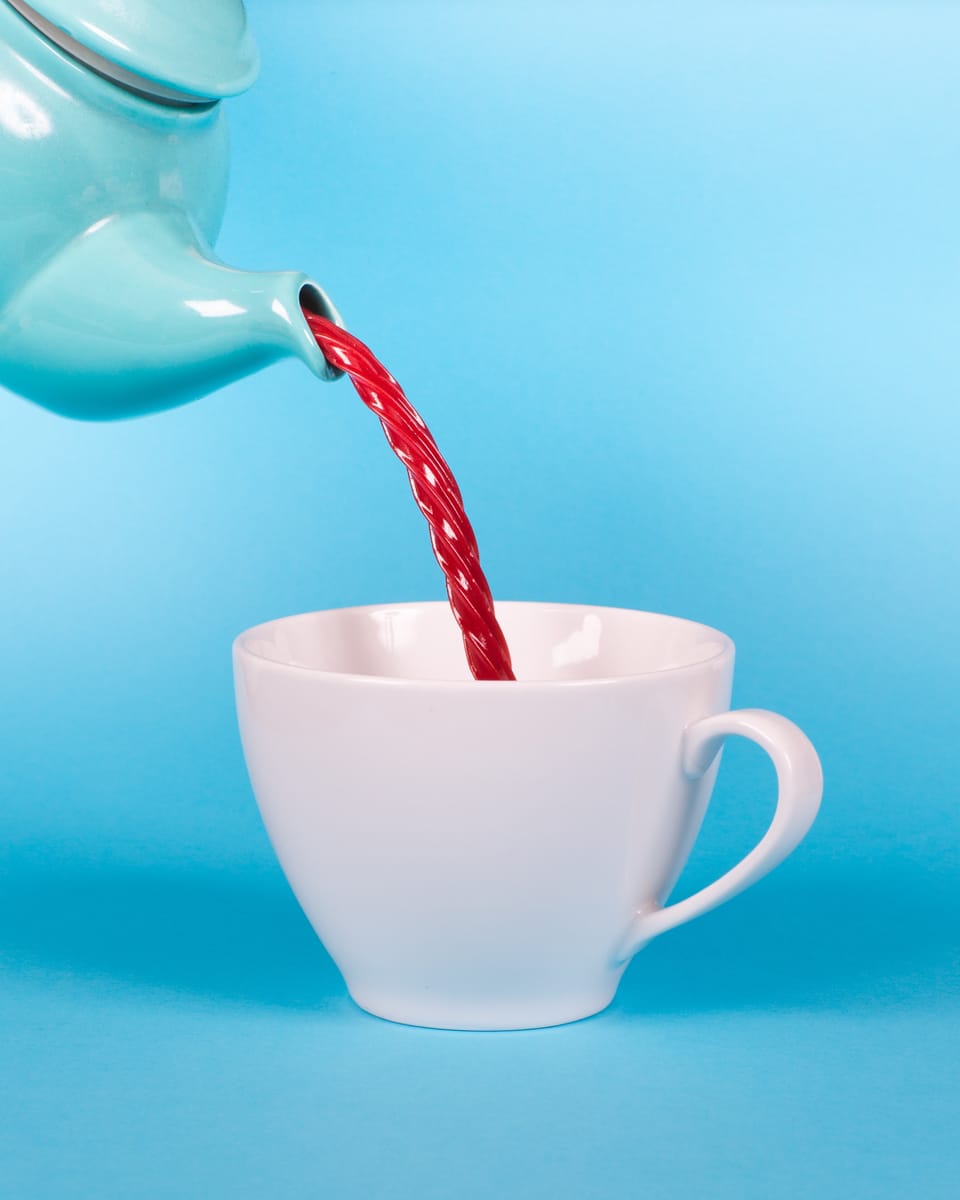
[2,1,958,1195]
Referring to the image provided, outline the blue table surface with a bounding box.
[2,3,957,1196]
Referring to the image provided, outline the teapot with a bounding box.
[0,0,342,420]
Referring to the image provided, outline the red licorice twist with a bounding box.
[303,310,515,682]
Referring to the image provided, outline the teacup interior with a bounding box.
[236,602,731,683]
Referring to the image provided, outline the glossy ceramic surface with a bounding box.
[0,0,340,420]
[5,0,259,100]
[234,602,823,1031]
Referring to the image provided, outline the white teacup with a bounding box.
[233,602,822,1030]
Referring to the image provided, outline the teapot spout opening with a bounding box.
[295,281,345,382]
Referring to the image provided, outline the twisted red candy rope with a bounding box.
[303,310,515,682]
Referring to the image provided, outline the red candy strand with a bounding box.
[303,310,515,682]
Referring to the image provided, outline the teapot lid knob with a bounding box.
[5,0,259,102]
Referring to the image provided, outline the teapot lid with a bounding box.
[15,0,259,101]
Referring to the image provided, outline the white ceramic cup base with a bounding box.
[234,602,822,1032]
[347,983,621,1032]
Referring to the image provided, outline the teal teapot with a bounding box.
[0,0,342,420]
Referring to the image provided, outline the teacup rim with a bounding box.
[232,600,736,688]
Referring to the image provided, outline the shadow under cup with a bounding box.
[233,602,818,1031]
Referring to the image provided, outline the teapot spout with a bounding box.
[0,209,343,420]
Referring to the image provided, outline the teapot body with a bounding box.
[0,2,341,420]
[0,2,229,310]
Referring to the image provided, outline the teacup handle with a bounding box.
[614,708,823,964]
